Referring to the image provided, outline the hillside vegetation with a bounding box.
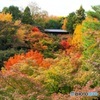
[0,5,100,100]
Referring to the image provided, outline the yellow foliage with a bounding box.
[14,20,21,25]
[62,18,67,30]
[82,16,99,23]
[74,71,92,85]
[16,26,26,42]
[0,13,12,22]
[72,24,82,48]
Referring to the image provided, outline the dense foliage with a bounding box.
[0,13,12,22]
[2,6,22,20]
[22,6,34,25]
[87,5,100,20]
[66,12,76,33]
[0,5,100,100]
[1,4,64,29]
[45,19,62,29]
[66,6,85,33]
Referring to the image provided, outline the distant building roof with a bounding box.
[44,29,69,34]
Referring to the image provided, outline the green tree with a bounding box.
[66,6,85,33]
[87,5,100,20]
[2,7,9,13]
[2,6,22,20]
[45,19,62,29]
[21,6,33,25]
[66,12,76,33]
[76,5,85,24]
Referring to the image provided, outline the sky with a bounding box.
[0,0,100,16]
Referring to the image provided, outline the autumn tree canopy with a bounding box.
[2,6,22,20]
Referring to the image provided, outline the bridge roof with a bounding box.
[44,29,69,33]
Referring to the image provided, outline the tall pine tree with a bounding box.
[76,5,85,24]
[22,6,33,25]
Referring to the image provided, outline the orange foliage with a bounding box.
[60,40,70,49]
[4,50,51,70]
[24,28,48,51]
[31,27,40,32]
[40,60,51,68]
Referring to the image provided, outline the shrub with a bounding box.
[0,21,28,50]
[43,56,75,94]
[0,70,50,100]
[60,40,70,49]
[0,49,25,69]
[31,27,40,32]
[4,50,51,70]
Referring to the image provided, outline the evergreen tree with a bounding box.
[22,6,33,25]
[76,5,85,24]
[66,12,76,33]
[87,5,100,20]
[66,6,85,33]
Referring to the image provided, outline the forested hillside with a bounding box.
[0,4,100,100]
